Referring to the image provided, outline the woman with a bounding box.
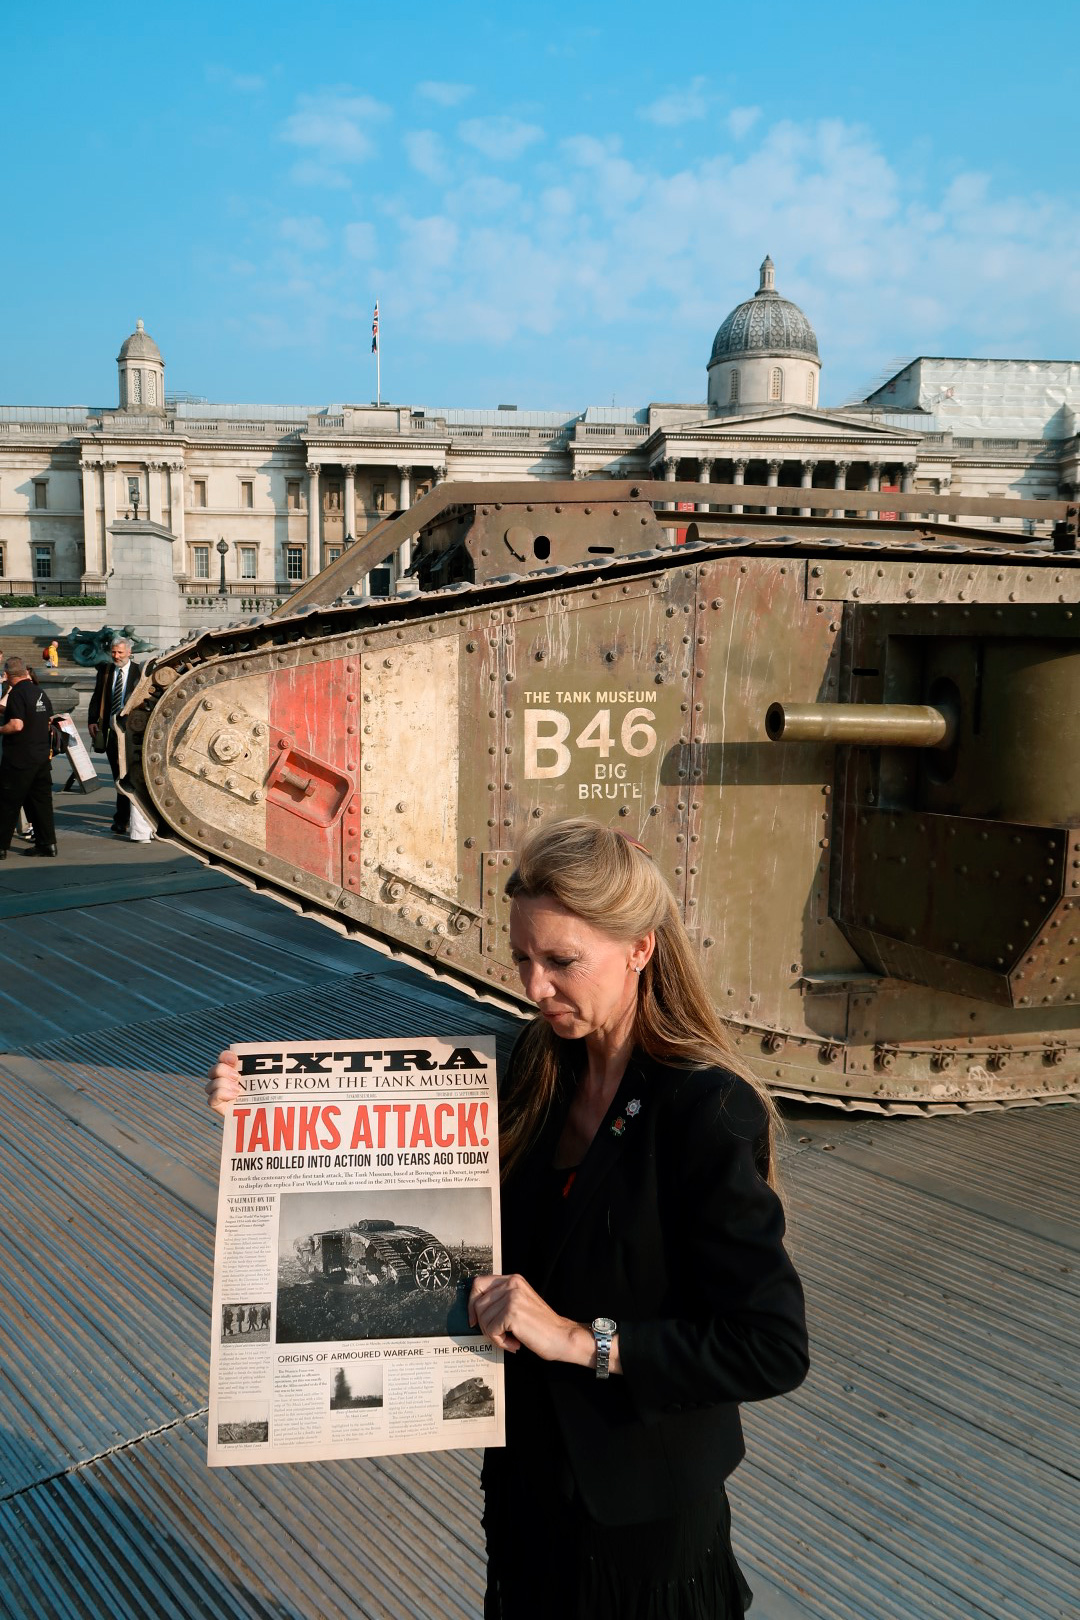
[207,818,808,1617]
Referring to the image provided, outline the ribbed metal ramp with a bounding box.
[0,863,1076,1618]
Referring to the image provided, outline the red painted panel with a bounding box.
[266,657,359,884]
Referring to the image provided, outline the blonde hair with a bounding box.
[501,818,780,1184]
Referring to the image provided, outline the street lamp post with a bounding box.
[216,536,229,595]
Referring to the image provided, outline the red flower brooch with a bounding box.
[610,1098,642,1137]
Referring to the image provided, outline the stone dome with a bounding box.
[117,318,162,362]
[709,258,819,364]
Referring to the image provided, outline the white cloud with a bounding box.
[417,80,473,108]
[399,214,459,269]
[280,92,390,163]
[344,222,377,259]
[445,176,521,215]
[560,136,644,211]
[288,161,352,190]
[242,113,1079,404]
[278,216,329,252]
[728,106,761,140]
[205,64,266,94]
[640,77,708,127]
[459,116,544,161]
[405,130,449,183]
[540,186,575,216]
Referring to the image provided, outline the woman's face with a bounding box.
[509,894,651,1044]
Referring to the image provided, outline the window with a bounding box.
[34,546,53,580]
[192,545,210,580]
[770,367,784,402]
[806,373,816,405]
[286,546,305,581]
[146,371,157,406]
[0,543,5,577]
[193,478,207,508]
[729,370,739,404]
[127,476,140,507]
[326,545,343,564]
[287,479,302,511]
[239,546,257,579]
[132,369,143,405]
[240,480,254,509]
[33,480,48,510]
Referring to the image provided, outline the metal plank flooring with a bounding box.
[0,829,1076,1618]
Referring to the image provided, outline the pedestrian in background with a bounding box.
[88,636,142,836]
[0,657,57,858]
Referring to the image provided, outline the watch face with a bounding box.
[592,1316,617,1335]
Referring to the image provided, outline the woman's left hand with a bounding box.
[469,1273,593,1366]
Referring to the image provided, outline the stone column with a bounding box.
[900,463,915,494]
[80,460,102,581]
[147,460,164,526]
[307,463,321,574]
[659,458,677,544]
[833,460,849,520]
[765,458,782,517]
[102,460,117,573]
[342,464,356,541]
[799,458,816,518]
[938,476,951,525]
[168,461,185,543]
[867,461,882,521]
[397,465,413,573]
[731,457,747,516]
[697,458,713,513]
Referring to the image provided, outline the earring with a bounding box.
[633,965,643,975]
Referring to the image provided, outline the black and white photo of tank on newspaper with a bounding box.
[276,1187,494,1342]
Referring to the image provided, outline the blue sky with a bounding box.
[6,2,1078,411]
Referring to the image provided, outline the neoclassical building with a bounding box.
[1,260,1077,599]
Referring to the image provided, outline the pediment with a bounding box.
[662,408,923,442]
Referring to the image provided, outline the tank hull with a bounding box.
[123,490,1080,1112]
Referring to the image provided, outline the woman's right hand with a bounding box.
[206,1049,242,1115]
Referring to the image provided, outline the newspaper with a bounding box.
[53,714,99,786]
[207,1034,504,1466]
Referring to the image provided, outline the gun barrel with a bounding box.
[765,701,956,749]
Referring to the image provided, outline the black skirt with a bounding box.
[482,1423,753,1620]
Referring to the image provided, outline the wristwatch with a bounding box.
[591,1316,617,1380]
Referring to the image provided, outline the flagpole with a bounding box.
[372,298,381,407]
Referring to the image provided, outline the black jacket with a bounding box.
[498,1044,808,1526]
[88,659,142,733]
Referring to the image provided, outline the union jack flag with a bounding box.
[371,301,379,354]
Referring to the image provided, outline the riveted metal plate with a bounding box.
[813,559,1080,605]
[835,810,1071,1006]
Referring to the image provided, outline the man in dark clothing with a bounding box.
[0,658,57,857]
[88,636,142,834]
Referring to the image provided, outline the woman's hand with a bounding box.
[468,1273,597,1367]
[206,1049,242,1115]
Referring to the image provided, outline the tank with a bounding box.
[300,1221,458,1291]
[120,476,1080,1113]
